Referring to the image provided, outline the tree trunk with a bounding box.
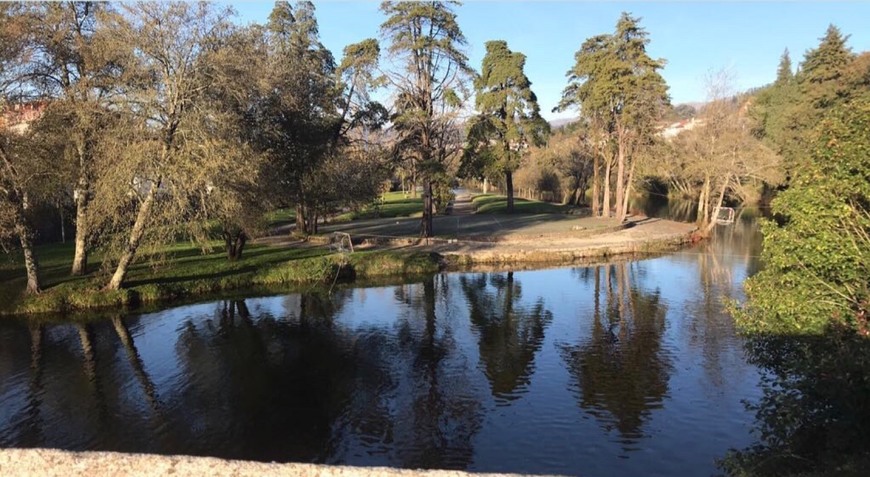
[310,210,319,235]
[697,175,710,226]
[59,207,66,244]
[505,170,515,213]
[619,161,636,222]
[483,177,489,194]
[704,175,731,235]
[106,186,156,291]
[18,223,41,295]
[71,189,89,275]
[615,138,626,222]
[592,151,600,216]
[224,230,247,261]
[295,204,305,235]
[1,145,41,294]
[421,178,434,238]
[602,159,612,218]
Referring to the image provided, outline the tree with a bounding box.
[775,48,793,85]
[96,2,237,290]
[799,25,853,109]
[739,86,870,335]
[751,25,858,190]
[258,1,341,236]
[0,3,46,294]
[190,26,271,261]
[380,0,471,237]
[0,124,49,295]
[27,2,122,276]
[672,70,781,234]
[514,126,595,206]
[557,13,669,222]
[466,40,549,213]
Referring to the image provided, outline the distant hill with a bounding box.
[548,117,578,130]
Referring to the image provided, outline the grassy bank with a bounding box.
[471,194,571,214]
[0,241,441,316]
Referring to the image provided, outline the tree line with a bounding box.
[1,1,393,295]
[3,1,865,312]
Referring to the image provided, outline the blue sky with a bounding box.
[230,1,870,120]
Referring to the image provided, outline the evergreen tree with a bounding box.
[466,40,549,213]
[557,13,668,221]
[798,24,853,109]
[380,0,471,237]
[262,1,339,235]
[775,48,793,85]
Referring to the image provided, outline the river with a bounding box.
[0,207,765,476]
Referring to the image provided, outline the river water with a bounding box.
[0,210,765,476]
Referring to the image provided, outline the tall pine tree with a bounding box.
[557,13,668,221]
[380,0,471,237]
[466,40,549,213]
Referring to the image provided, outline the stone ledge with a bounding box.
[0,449,557,477]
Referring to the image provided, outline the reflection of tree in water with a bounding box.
[685,213,761,388]
[2,284,484,469]
[386,276,483,470]
[0,323,45,446]
[0,316,166,450]
[172,295,370,462]
[720,332,870,476]
[560,263,672,442]
[459,272,552,401]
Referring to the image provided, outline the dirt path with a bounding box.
[451,190,476,216]
[257,197,698,266]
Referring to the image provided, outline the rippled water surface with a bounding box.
[0,215,764,476]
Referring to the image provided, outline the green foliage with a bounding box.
[752,25,856,177]
[557,12,669,129]
[775,48,794,85]
[465,40,549,177]
[739,95,870,335]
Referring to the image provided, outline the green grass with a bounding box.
[265,208,297,227]
[472,194,570,214]
[336,191,423,221]
[0,240,441,316]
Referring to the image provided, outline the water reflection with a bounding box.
[1,223,768,476]
[560,263,672,444]
[721,332,870,476]
[460,272,552,402]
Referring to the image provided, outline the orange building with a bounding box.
[0,101,47,134]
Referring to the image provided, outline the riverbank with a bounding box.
[0,449,544,477]
[0,216,696,317]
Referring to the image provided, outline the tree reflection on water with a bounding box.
[560,263,672,445]
[720,330,870,476]
[460,271,552,402]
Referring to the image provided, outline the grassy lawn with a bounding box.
[265,208,297,228]
[472,194,571,214]
[0,239,439,315]
[336,191,423,221]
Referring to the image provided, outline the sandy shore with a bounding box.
[0,449,553,477]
